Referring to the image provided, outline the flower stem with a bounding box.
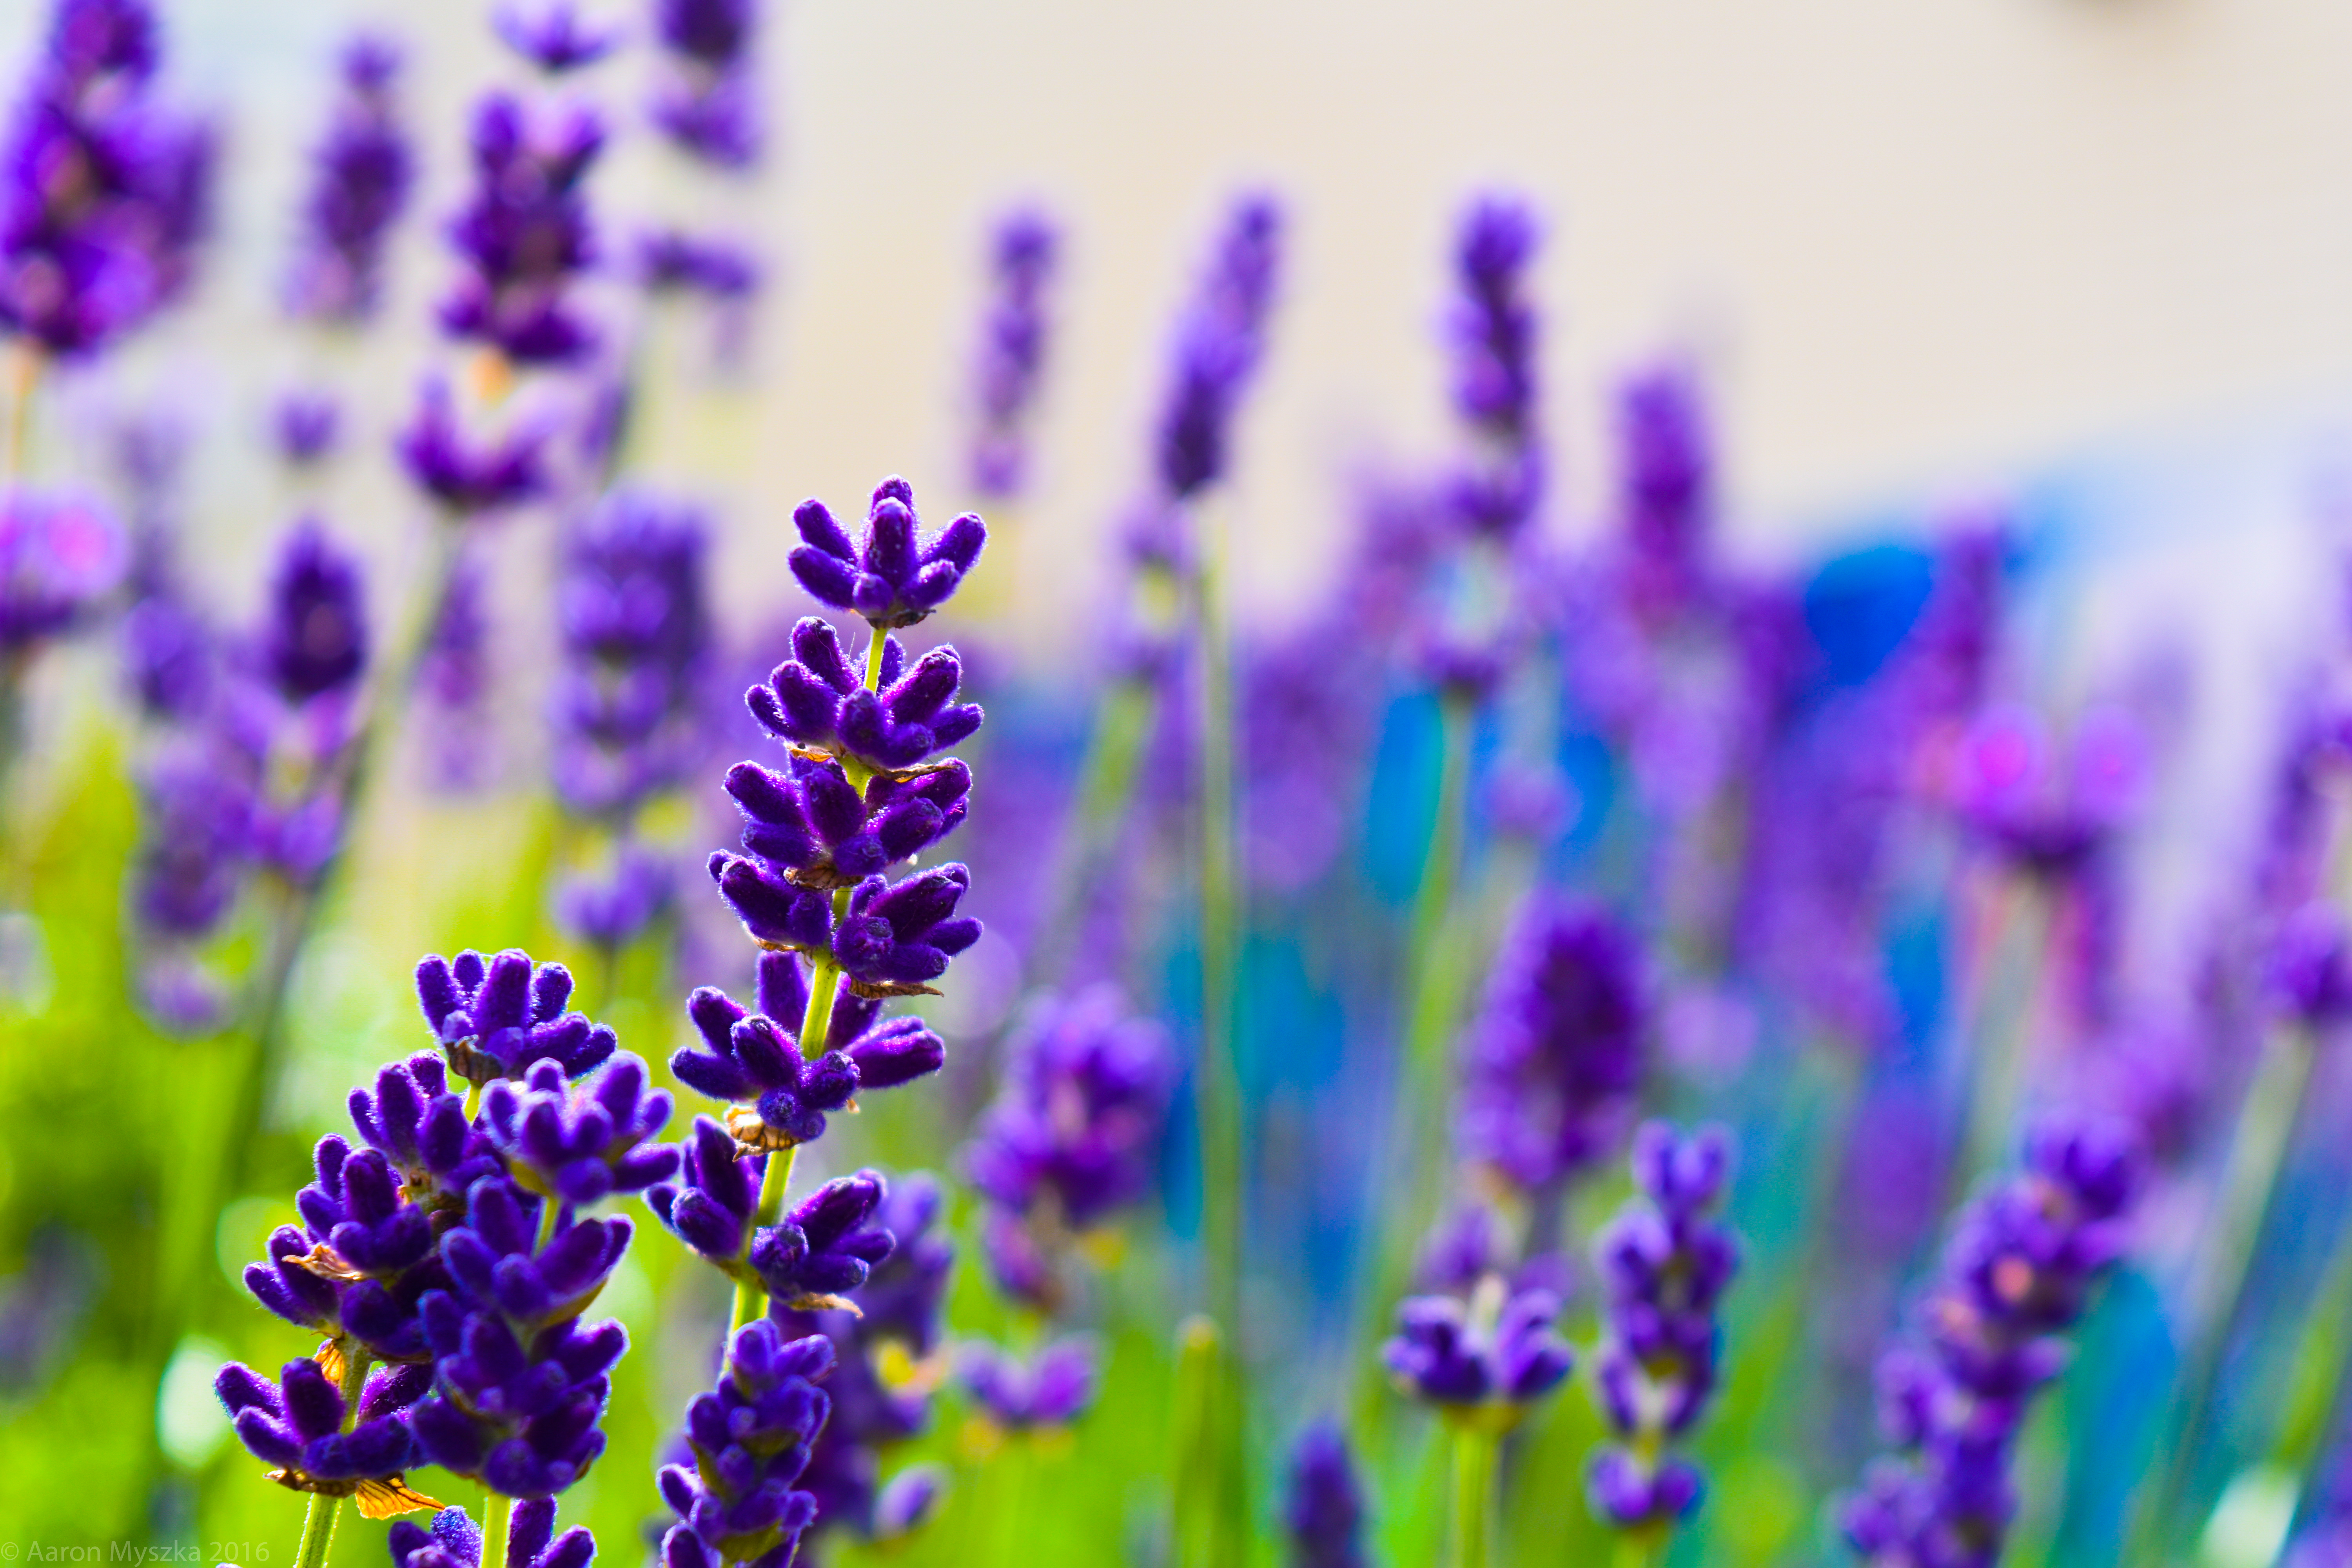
[482,1492,513,1568]
[1448,1424,1499,1568]
[729,1144,796,1339]
[290,1346,374,1568]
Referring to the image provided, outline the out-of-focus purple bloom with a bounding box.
[389,1501,595,1568]
[636,228,757,299]
[970,208,1058,499]
[414,947,618,1087]
[1951,704,2144,882]
[494,4,622,74]
[0,486,124,652]
[395,378,549,517]
[1838,1113,2142,1568]
[1382,1281,1574,1416]
[745,618,984,773]
[1155,194,1282,502]
[1446,194,1543,538]
[958,1337,1096,1431]
[1616,363,1712,612]
[750,1167,897,1310]
[285,34,412,322]
[214,1354,423,1489]
[554,843,672,949]
[789,478,987,631]
[650,0,758,168]
[274,390,342,466]
[479,1055,677,1206]
[439,92,602,365]
[1455,896,1646,1193]
[121,580,209,719]
[419,550,493,788]
[2268,900,2352,1027]
[0,0,215,358]
[1586,1122,1739,1528]
[1284,1420,1367,1568]
[655,1319,830,1568]
[262,520,369,705]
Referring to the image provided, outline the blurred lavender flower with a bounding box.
[494,4,622,74]
[1446,195,1543,538]
[131,738,250,940]
[1383,1277,1575,1418]
[418,550,493,789]
[958,1337,1097,1431]
[0,486,124,653]
[636,229,758,302]
[1283,1421,1368,1568]
[969,208,1059,501]
[262,521,369,706]
[650,0,759,168]
[274,390,343,466]
[439,93,602,365]
[1616,362,1713,614]
[1155,194,1282,501]
[1839,1113,2141,1568]
[555,844,673,950]
[656,1319,830,1568]
[285,34,413,323]
[1586,1122,1740,1529]
[0,0,214,358]
[1455,896,1647,1194]
[395,378,550,517]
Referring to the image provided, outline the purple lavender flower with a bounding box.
[494,4,622,74]
[408,1288,629,1497]
[1838,1112,2142,1568]
[274,390,343,466]
[0,0,215,359]
[242,1136,456,1363]
[1616,363,1712,611]
[262,521,369,705]
[723,755,970,889]
[0,486,124,652]
[636,228,758,300]
[743,618,984,773]
[214,1354,423,1492]
[554,844,672,949]
[346,1053,497,1211]
[390,1501,594,1568]
[1154,194,1283,501]
[121,583,210,719]
[970,209,1059,499]
[419,551,494,789]
[394,378,550,517]
[1284,1421,1368,1568]
[1446,195,1543,538]
[131,741,251,938]
[749,1167,898,1310]
[2268,900,2352,1026]
[439,92,602,365]
[1586,1122,1740,1529]
[1951,704,2143,883]
[436,1177,633,1334]
[414,947,618,1087]
[958,1337,1097,1431]
[655,1319,832,1568]
[789,477,987,630]
[1382,1281,1575,1416]
[285,34,413,322]
[478,1055,678,1205]
[828,864,983,993]
[1455,896,1646,1192]
[650,0,759,168]
[646,1116,764,1268]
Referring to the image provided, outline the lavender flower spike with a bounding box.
[743,617,984,773]
[959,1337,1098,1431]
[494,3,622,74]
[390,1501,595,1568]
[789,476,986,630]
[1284,1420,1368,1568]
[646,1116,765,1270]
[1156,194,1283,501]
[749,1168,898,1310]
[0,488,126,653]
[1383,1279,1575,1423]
[437,92,603,364]
[970,209,1060,500]
[1448,194,1544,537]
[656,1320,833,1568]
[263,521,369,704]
[408,1294,627,1497]
[478,1055,679,1205]
[414,948,617,1087]
[395,378,548,517]
[215,1354,429,1499]
[650,0,760,167]
[1586,1122,1739,1529]
[285,34,413,322]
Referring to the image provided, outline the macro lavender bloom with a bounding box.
[1839,1113,2142,1568]
[0,0,214,359]
[347,1053,495,1211]
[646,1116,763,1268]
[214,1355,424,1494]
[395,378,550,517]
[1455,896,1646,1193]
[970,209,1059,499]
[724,755,970,889]
[650,0,759,168]
[494,3,622,73]
[239,1134,458,1365]
[1446,195,1543,537]
[552,490,711,817]
[274,390,342,466]
[671,953,944,1152]
[743,618,984,772]
[0,487,125,652]
[1382,1281,1575,1417]
[284,34,413,322]
[1154,194,1283,501]
[555,845,672,949]
[1616,363,1712,611]
[479,1055,679,1205]
[389,1501,594,1568]
[656,1319,831,1568]
[414,947,618,1087]
[1586,1122,1740,1529]
[408,1288,628,1497]
[439,92,602,365]
[750,1168,898,1310]
[263,521,369,705]
[1284,1421,1368,1568]
[789,477,987,630]
[958,1337,1097,1431]
[637,229,758,300]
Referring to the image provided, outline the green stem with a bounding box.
[482,1492,513,1568]
[729,1145,797,1338]
[1448,1424,1499,1568]
[291,1345,374,1568]
[1169,1315,1225,1568]
[863,628,891,694]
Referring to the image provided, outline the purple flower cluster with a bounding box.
[0,486,124,654]
[394,377,550,518]
[218,955,659,1512]
[1154,194,1283,502]
[1586,1122,1740,1528]
[284,35,413,323]
[788,477,987,632]
[961,987,1174,1309]
[494,3,622,75]
[0,0,214,359]
[1839,1114,2141,1568]
[1455,896,1647,1192]
[390,1500,592,1568]
[439,93,602,365]
[1382,1276,1575,1419]
[651,0,760,168]
[636,229,759,304]
[958,1337,1098,1431]
[970,209,1060,500]
[1615,362,1714,614]
[740,617,984,776]
[1446,195,1543,538]
[1283,1421,1368,1568]
[657,1319,833,1568]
